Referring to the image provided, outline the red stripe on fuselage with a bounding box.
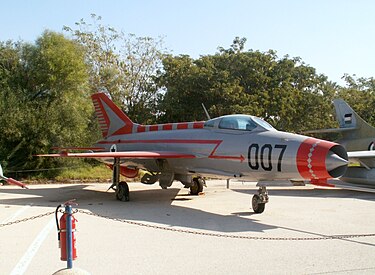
[97,139,243,162]
[149,125,159,131]
[162,124,173,130]
[177,123,189,129]
[134,122,204,133]
[137,126,146,132]
[193,122,204,129]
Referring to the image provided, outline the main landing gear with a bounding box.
[190,177,205,195]
[109,158,130,202]
[116,181,130,201]
[252,186,269,214]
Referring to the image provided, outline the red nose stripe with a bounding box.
[296,138,335,180]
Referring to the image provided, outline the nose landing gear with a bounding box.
[190,177,205,195]
[252,186,268,214]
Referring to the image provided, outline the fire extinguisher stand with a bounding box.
[65,204,73,269]
[55,200,77,269]
[54,201,90,275]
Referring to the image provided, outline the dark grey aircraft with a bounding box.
[306,99,375,187]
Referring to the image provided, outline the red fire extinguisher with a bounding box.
[56,202,77,265]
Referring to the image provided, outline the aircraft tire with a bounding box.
[190,177,204,195]
[252,194,265,213]
[116,181,130,202]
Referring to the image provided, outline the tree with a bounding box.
[63,14,166,123]
[0,31,93,173]
[156,38,337,132]
[336,75,375,126]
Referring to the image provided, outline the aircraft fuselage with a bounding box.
[95,125,347,187]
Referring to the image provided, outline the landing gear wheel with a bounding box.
[190,177,204,195]
[252,194,265,214]
[116,181,130,202]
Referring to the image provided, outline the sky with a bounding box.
[1,0,374,85]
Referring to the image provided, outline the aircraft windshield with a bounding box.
[251,116,275,130]
[204,115,275,131]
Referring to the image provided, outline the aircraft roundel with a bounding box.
[110,144,117,152]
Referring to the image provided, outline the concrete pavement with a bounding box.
[1,180,375,274]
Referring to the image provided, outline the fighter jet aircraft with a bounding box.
[306,99,375,187]
[38,92,348,213]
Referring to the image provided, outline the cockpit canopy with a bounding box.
[204,115,275,132]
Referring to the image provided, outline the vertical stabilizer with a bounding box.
[333,99,375,138]
[91,92,136,138]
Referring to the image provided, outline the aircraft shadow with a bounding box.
[0,184,274,233]
[230,186,375,247]
[232,187,375,202]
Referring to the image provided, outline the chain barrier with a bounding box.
[76,209,375,241]
[2,209,375,241]
[0,211,55,228]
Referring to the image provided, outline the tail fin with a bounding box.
[91,92,135,138]
[333,99,375,138]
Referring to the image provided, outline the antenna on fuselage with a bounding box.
[201,103,211,120]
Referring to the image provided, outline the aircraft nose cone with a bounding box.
[326,151,348,171]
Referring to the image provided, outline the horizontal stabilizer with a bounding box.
[0,164,28,189]
[347,150,375,168]
[326,179,375,193]
[6,178,28,189]
[347,151,375,159]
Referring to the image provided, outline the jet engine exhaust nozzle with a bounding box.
[326,145,348,178]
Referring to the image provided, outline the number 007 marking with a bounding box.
[248,144,287,172]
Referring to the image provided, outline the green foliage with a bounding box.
[1,21,374,182]
[0,31,94,173]
[156,38,337,132]
[336,75,375,126]
[64,14,166,124]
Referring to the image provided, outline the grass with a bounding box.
[21,163,113,184]
[22,162,146,184]
[55,164,112,182]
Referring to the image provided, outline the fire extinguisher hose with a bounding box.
[55,204,62,241]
